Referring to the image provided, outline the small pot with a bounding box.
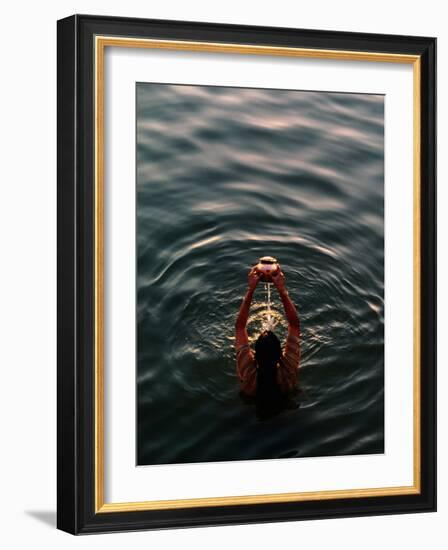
[255,256,279,282]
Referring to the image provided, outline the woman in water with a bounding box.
[235,267,301,409]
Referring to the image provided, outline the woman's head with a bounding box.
[255,330,282,367]
[254,330,283,416]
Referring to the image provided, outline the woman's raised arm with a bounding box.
[235,268,261,347]
[271,270,300,335]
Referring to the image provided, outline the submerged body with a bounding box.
[235,266,301,401]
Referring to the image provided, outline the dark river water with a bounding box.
[136,83,384,466]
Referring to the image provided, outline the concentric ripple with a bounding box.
[136,83,384,465]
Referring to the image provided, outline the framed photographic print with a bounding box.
[57,14,436,534]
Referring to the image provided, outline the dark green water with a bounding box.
[136,83,384,465]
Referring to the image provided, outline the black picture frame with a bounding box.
[57,14,436,534]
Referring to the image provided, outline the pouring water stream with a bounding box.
[262,282,277,332]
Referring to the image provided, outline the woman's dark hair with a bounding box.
[255,330,282,366]
[255,331,283,414]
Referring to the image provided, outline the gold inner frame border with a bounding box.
[94,35,421,513]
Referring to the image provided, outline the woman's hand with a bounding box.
[271,269,286,292]
[247,267,261,290]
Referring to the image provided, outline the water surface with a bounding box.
[136,83,384,465]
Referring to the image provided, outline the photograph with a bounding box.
[55,12,436,534]
[136,83,385,466]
